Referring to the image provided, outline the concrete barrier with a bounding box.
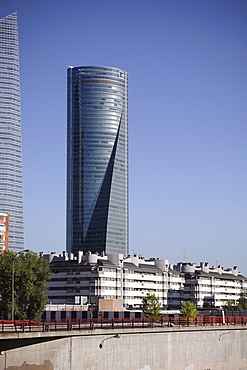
[0,326,247,369]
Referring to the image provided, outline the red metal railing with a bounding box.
[0,316,246,334]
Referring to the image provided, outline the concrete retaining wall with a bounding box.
[0,327,247,369]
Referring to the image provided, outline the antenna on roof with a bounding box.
[183,248,187,262]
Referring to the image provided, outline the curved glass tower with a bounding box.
[0,12,24,252]
[67,66,128,256]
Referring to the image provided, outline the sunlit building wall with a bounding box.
[0,212,9,251]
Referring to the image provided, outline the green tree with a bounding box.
[142,293,162,317]
[237,292,247,311]
[180,301,198,317]
[223,292,247,311]
[223,300,238,311]
[0,251,51,320]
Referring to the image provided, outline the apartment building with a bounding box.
[173,262,247,308]
[44,251,170,310]
[167,269,185,309]
[0,212,9,251]
[44,251,246,311]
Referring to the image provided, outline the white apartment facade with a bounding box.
[44,251,247,311]
[174,262,247,308]
[44,252,170,309]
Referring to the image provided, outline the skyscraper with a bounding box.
[67,66,128,256]
[0,12,24,252]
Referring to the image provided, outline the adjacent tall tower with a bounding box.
[66,66,128,256]
[0,12,24,252]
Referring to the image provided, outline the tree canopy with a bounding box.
[0,251,51,320]
[142,293,162,317]
[180,301,198,317]
[223,292,247,311]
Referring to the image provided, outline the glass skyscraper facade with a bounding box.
[0,12,24,252]
[67,66,128,256]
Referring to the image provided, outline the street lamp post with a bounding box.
[11,249,29,320]
[99,334,121,349]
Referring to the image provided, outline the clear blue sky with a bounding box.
[1,0,247,274]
